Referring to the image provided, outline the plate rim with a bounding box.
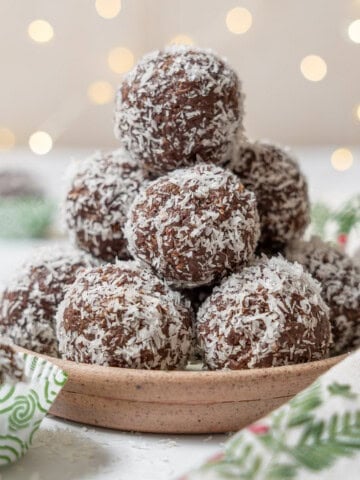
[12,346,348,403]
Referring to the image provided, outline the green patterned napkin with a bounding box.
[0,352,67,465]
[183,350,360,480]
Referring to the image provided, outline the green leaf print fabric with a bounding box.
[183,350,360,480]
[0,353,67,465]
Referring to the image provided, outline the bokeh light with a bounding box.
[108,47,134,74]
[95,0,121,19]
[29,131,53,155]
[348,19,360,43]
[226,7,252,34]
[28,20,54,43]
[0,128,15,151]
[169,34,194,46]
[331,148,353,171]
[300,55,327,82]
[356,104,360,122]
[87,81,114,105]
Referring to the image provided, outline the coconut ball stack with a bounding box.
[1,45,357,370]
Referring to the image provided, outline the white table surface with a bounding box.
[2,417,226,480]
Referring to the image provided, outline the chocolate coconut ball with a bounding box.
[229,141,310,251]
[125,164,260,288]
[0,246,97,356]
[114,46,244,176]
[64,148,145,262]
[196,256,331,370]
[0,340,24,384]
[286,236,360,354]
[57,262,193,369]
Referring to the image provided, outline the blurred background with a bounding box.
[0,0,359,280]
[1,0,360,147]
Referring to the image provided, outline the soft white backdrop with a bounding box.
[0,0,359,149]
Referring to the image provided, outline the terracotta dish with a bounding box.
[14,347,347,434]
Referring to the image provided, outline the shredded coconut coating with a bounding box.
[114,45,244,176]
[0,245,97,357]
[196,256,331,370]
[286,236,360,354]
[0,339,24,384]
[125,164,260,289]
[229,141,310,250]
[56,262,194,370]
[63,148,145,262]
